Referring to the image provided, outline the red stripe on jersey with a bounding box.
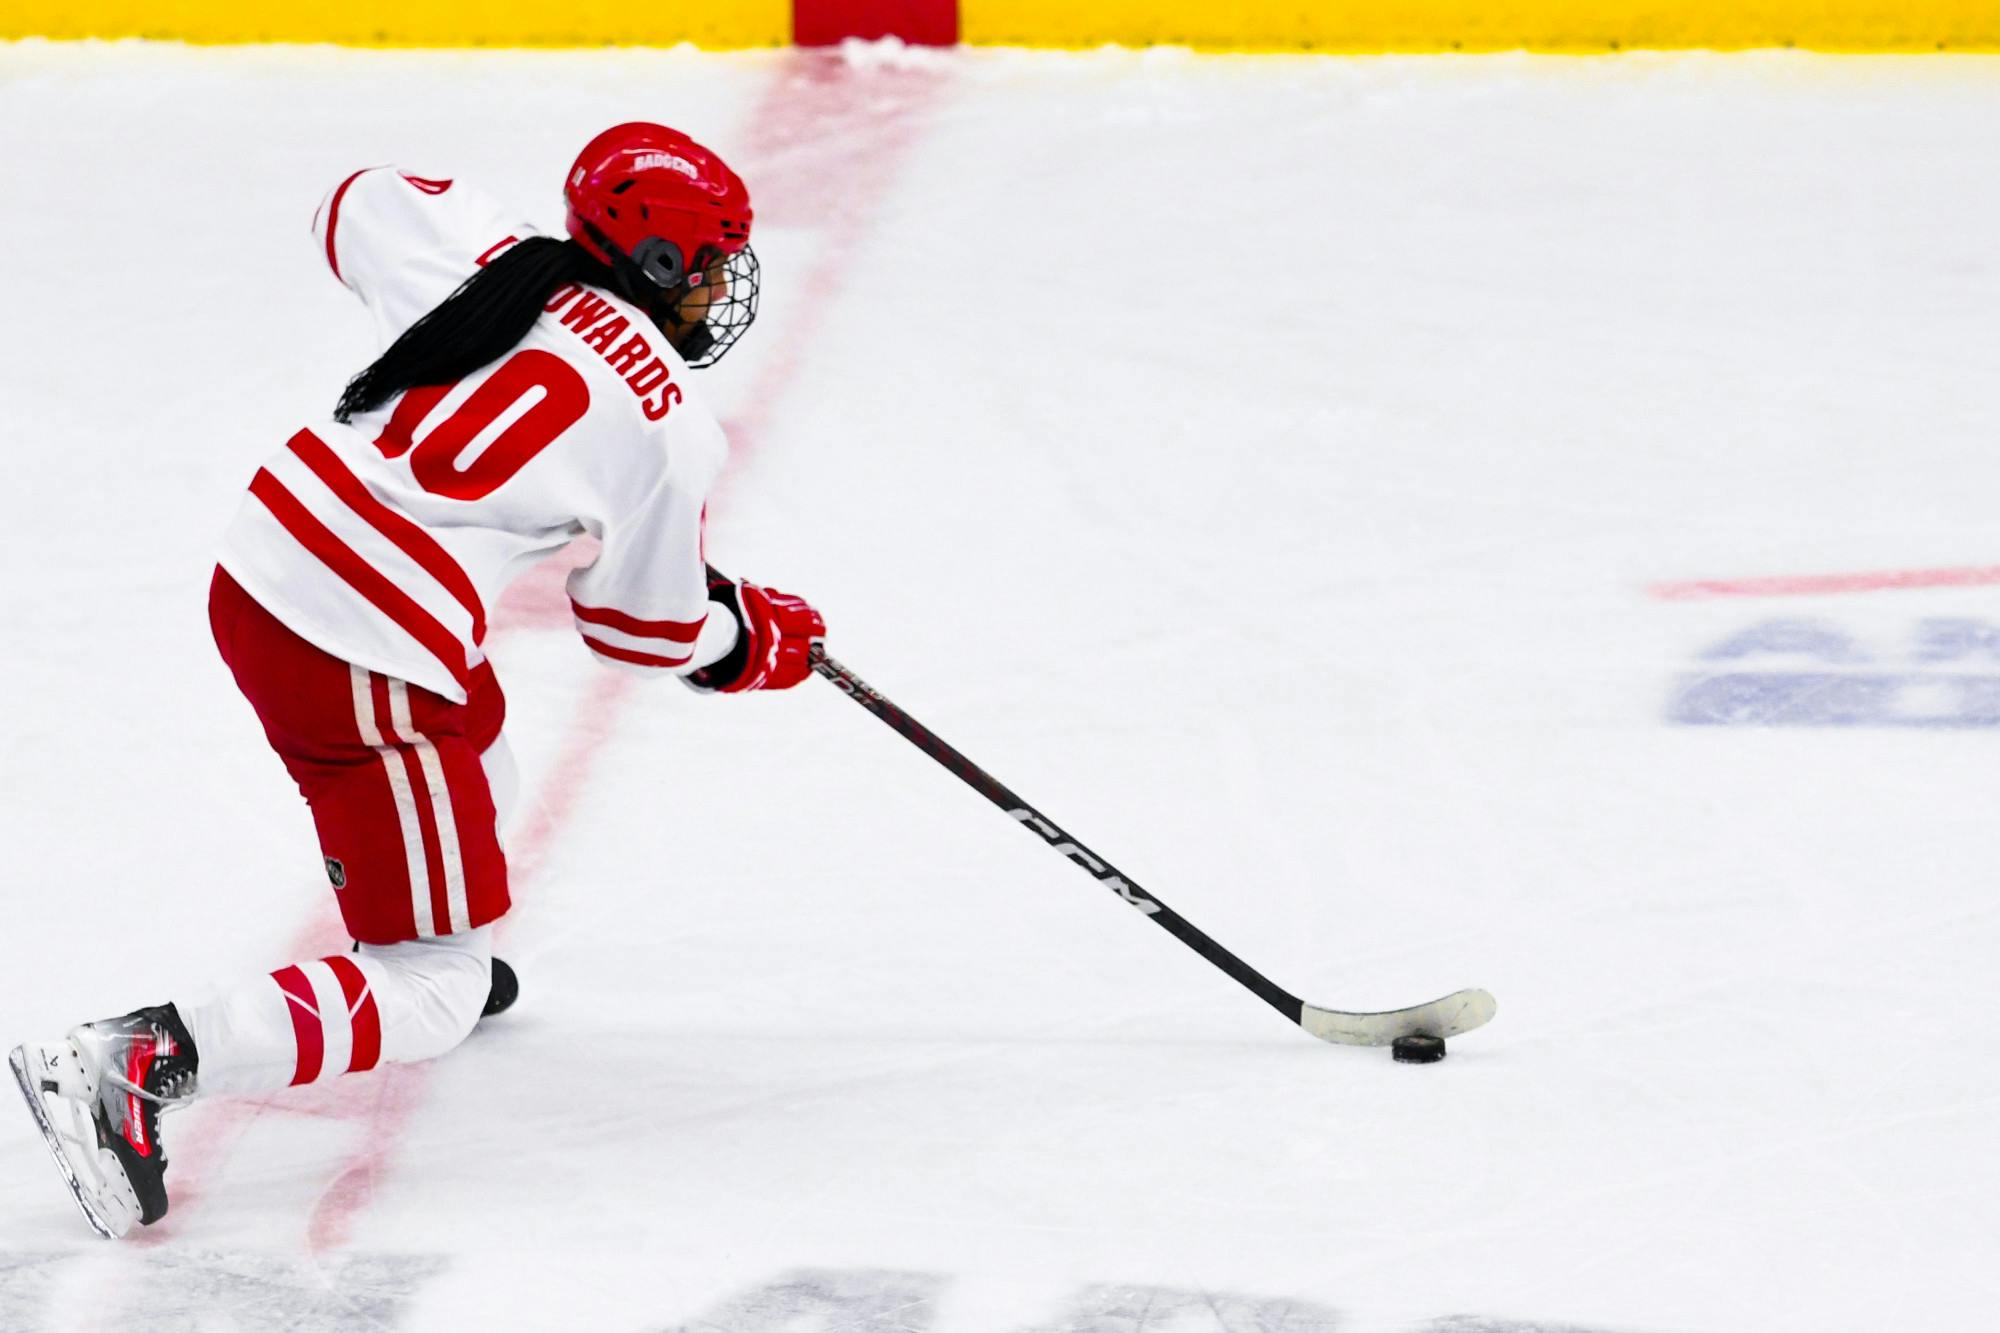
[287,430,488,644]
[249,469,474,696]
[569,600,704,643]
[581,635,693,670]
[324,954,382,1074]
[323,169,370,284]
[273,965,325,1086]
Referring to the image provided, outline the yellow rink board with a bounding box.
[6,0,1999,48]
[3,0,790,46]
[959,0,2000,51]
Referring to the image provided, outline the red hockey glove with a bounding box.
[687,568,825,694]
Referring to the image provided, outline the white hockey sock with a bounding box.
[178,926,493,1097]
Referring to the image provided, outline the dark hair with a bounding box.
[333,236,617,423]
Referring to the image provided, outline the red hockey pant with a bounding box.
[208,567,511,946]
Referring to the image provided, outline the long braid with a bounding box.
[333,237,615,423]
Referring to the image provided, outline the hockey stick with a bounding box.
[808,646,1496,1047]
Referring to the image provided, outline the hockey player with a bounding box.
[7,123,823,1238]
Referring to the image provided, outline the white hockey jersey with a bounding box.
[218,166,734,703]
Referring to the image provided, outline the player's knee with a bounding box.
[421,941,491,1052]
[359,927,492,1064]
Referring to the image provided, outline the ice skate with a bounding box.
[8,1005,198,1238]
[484,956,519,1017]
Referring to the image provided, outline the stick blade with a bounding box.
[1298,988,1497,1047]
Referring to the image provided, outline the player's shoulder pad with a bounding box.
[311,166,490,294]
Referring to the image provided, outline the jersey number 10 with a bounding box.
[373,349,591,501]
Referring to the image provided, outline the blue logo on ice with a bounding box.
[1671,618,2000,727]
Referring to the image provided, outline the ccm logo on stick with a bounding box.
[1008,810,1162,915]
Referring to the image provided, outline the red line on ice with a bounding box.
[1649,564,2000,601]
[302,670,632,1255]
[140,56,946,1251]
[295,51,952,1256]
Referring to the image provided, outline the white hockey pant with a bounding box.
[177,928,491,1096]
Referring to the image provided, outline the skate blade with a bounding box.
[8,1044,131,1239]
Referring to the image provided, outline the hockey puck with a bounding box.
[483,957,519,1019]
[1391,1034,1445,1064]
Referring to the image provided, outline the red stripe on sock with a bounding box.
[323,955,382,1074]
[272,965,325,1086]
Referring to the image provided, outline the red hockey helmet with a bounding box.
[563,122,759,367]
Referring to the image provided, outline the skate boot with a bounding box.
[484,956,519,1017]
[8,1004,198,1238]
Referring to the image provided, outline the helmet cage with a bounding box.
[679,242,759,369]
[584,222,759,369]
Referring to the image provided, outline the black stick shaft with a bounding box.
[809,647,1302,1024]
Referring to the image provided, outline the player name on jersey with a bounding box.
[220,166,727,703]
[541,283,684,421]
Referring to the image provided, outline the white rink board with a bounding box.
[2,40,1999,1333]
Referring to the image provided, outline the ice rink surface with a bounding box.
[3,37,1999,1332]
